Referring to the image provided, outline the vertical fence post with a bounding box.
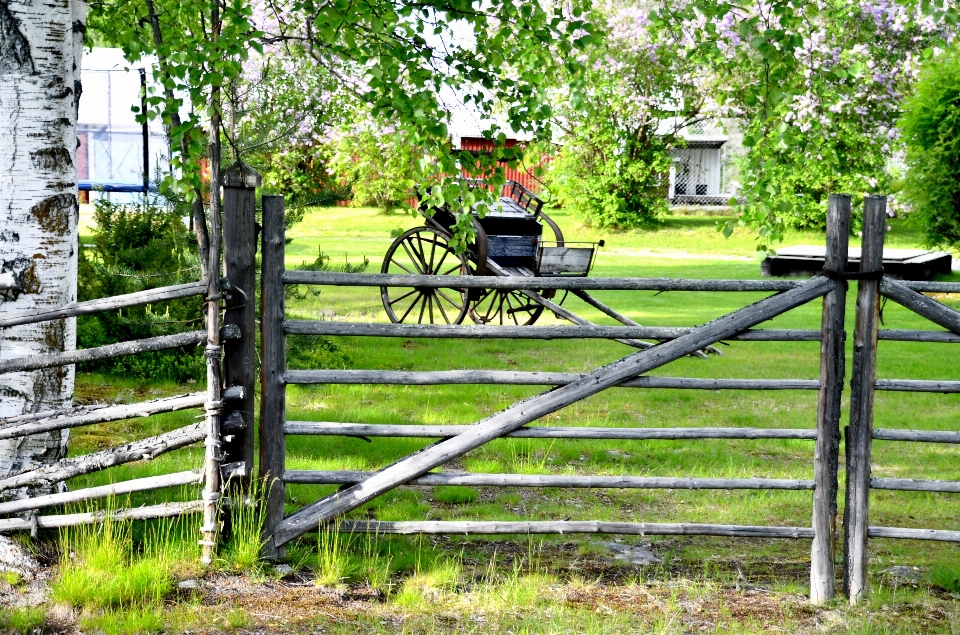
[810,194,851,604]
[260,195,286,559]
[843,195,887,604]
[222,163,261,485]
[200,158,225,566]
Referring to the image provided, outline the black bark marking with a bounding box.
[0,230,19,243]
[0,257,38,299]
[30,193,74,236]
[0,0,34,74]
[31,146,73,172]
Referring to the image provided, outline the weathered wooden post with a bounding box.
[259,195,286,559]
[222,163,261,484]
[200,152,225,565]
[810,194,851,603]
[843,195,887,604]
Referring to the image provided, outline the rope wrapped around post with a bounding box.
[201,342,224,564]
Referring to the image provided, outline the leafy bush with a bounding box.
[550,139,670,229]
[547,4,702,230]
[78,197,204,383]
[328,122,420,214]
[257,144,352,211]
[900,47,960,248]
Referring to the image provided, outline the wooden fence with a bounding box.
[0,163,260,565]
[3,176,958,606]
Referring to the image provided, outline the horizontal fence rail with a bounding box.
[873,429,960,443]
[874,379,960,393]
[0,470,202,515]
[868,527,960,542]
[285,271,960,294]
[0,501,203,533]
[0,393,206,441]
[284,422,819,440]
[0,324,239,377]
[878,330,960,343]
[0,419,243,492]
[284,470,815,490]
[284,271,805,292]
[337,520,817,539]
[871,478,960,493]
[0,282,205,329]
[892,281,960,294]
[284,370,821,391]
[285,321,820,342]
[289,321,960,344]
[0,331,206,376]
[285,371,959,394]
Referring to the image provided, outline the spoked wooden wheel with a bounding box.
[469,288,545,326]
[380,226,470,324]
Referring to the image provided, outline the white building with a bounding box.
[77,48,170,202]
[665,120,740,206]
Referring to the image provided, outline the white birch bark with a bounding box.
[0,0,86,498]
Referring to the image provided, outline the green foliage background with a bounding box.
[77,199,205,383]
[900,46,960,248]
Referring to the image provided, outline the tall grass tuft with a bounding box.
[218,479,267,574]
[314,526,392,590]
[316,525,353,587]
[0,606,46,632]
[51,503,197,610]
[930,561,960,593]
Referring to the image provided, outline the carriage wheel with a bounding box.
[469,288,545,326]
[380,227,470,324]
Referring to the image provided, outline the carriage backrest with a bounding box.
[502,181,544,215]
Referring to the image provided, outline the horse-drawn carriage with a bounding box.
[380,181,634,333]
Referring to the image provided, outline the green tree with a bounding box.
[550,4,710,229]
[77,198,205,382]
[649,0,952,252]
[900,46,960,248]
[89,0,597,250]
[327,121,420,213]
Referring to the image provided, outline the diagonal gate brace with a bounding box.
[880,278,960,335]
[272,275,834,547]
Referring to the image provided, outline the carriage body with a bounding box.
[426,181,598,277]
[380,180,602,325]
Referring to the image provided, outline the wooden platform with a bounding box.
[762,246,952,281]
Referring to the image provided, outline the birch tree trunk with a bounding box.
[0,0,86,499]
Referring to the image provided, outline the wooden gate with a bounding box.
[258,193,960,603]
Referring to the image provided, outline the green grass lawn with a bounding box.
[57,204,960,634]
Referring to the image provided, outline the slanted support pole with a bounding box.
[221,162,261,486]
[843,195,887,604]
[259,195,286,559]
[810,194,850,604]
